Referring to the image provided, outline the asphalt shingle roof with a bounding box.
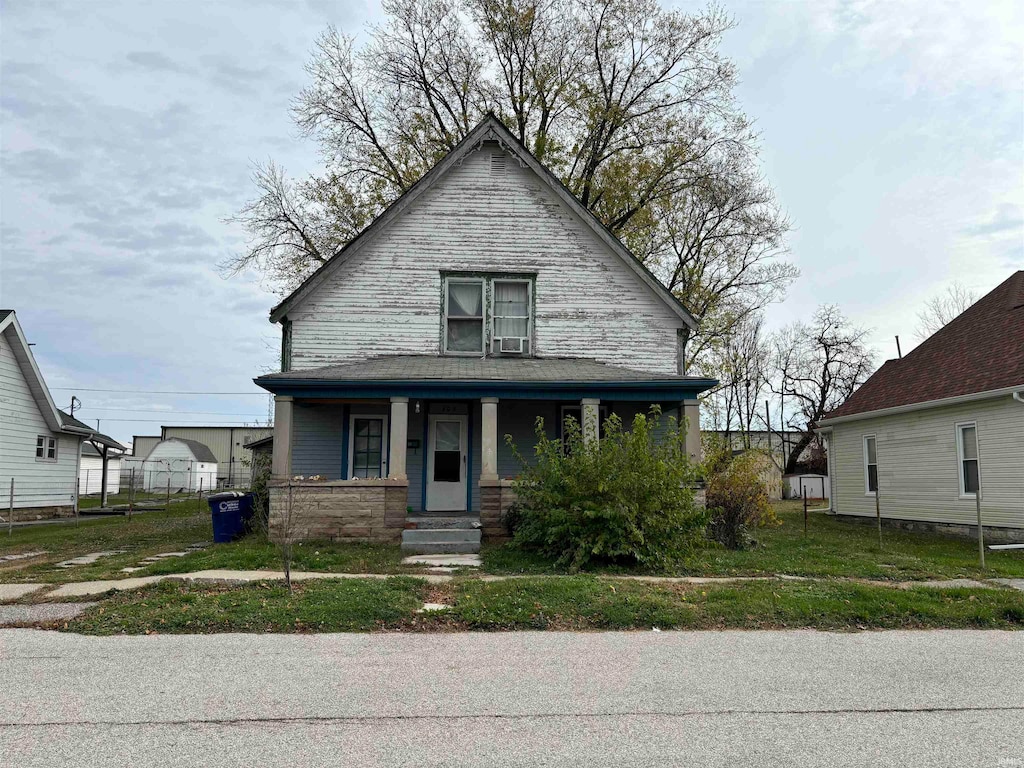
[258,355,699,383]
[823,271,1024,420]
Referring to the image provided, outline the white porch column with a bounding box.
[581,398,600,445]
[682,399,702,463]
[481,397,499,482]
[388,397,409,480]
[271,396,294,479]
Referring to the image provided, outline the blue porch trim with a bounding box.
[339,404,350,479]
[257,378,717,402]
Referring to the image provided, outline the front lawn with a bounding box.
[0,505,407,584]
[63,575,1024,634]
[484,501,1024,581]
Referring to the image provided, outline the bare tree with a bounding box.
[701,312,770,446]
[226,0,795,357]
[770,305,875,473]
[915,281,978,341]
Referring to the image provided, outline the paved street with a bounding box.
[2,629,1022,767]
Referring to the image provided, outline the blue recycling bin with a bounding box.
[208,491,255,543]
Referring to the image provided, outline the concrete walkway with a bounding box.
[6,568,1021,601]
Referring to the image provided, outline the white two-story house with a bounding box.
[256,116,715,546]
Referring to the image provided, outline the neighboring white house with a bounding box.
[0,310,125,519]
[79,443,121,496]
[817,271,1024,535]
[141,438,218,492]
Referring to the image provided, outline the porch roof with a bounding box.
[255,355,716,401]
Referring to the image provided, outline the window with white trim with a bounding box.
[491,280,531,355]
[35,435,57,462]
[349,415,388,479]
[442,274,535,356]
[444,278,485,354]
[863,435,877,494]
[956,423,980,497]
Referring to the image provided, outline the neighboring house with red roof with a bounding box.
[817,271,1024,534]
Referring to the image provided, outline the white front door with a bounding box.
[426,415,468,511]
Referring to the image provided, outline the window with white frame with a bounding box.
[442,274,535,356]
[956,423,980,496]
[349,415,388,479]
[35,435,57,462]
[863,435,877,494]
[444,278,485,354]
[491,280,531,355]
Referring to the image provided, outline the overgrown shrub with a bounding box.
[248,451,271,535]
[507,406,707,570]
[703,439,778,550]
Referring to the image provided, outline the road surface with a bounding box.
[1,628,1021,767]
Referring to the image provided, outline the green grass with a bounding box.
[483,501,1024,581]
[0,504,411,584]
[62,575,1024,634]
[67,577,429,634]
[78,491,193,510]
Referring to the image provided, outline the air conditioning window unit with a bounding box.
[496,337,529,354]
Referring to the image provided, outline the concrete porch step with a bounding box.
[401,527,481,554]
[405,515,481,530]
[400,541,480,555]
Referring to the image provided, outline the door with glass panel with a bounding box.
[426,415,468,511]
[348,415,388,479]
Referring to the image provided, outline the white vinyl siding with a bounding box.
[829,396,1024,528]
[287,142,684,374]
[0,330,80,510]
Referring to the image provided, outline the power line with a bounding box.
[76,407,267,416]
[51,388,269,395]
[91,418,269,424]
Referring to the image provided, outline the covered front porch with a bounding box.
[256,357,715,543]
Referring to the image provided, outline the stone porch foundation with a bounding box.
[480,479,518,541]
[268,479,408,543]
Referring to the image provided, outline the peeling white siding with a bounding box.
[829,396,1024,528]
[0,330,79,509]
[288,142,683,374]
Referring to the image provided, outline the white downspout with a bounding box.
[1012,391,1024,404]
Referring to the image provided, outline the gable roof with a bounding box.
[268,115,698,331]
[1,310,66,433]
[821,271,1024,423]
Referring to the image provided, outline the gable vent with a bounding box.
[490,153,507,175]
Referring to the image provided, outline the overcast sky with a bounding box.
[1,0,1021,446]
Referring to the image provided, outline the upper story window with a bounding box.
[491,280,531,355]
[863,435,877,495]
[281,318,292,372]
[443,274,534,356]
[36,435,57,462]
[444,279,486,354]
[956,422,980,497]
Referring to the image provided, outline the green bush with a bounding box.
[703,440,778,550]
[506,406,707,570]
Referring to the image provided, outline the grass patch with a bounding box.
[60,575,1024,634]
[0,504,410,584]
[453,576,1024,631]
[78,491,194,510]
[66,577,429,634]
[483,501,1024,581]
